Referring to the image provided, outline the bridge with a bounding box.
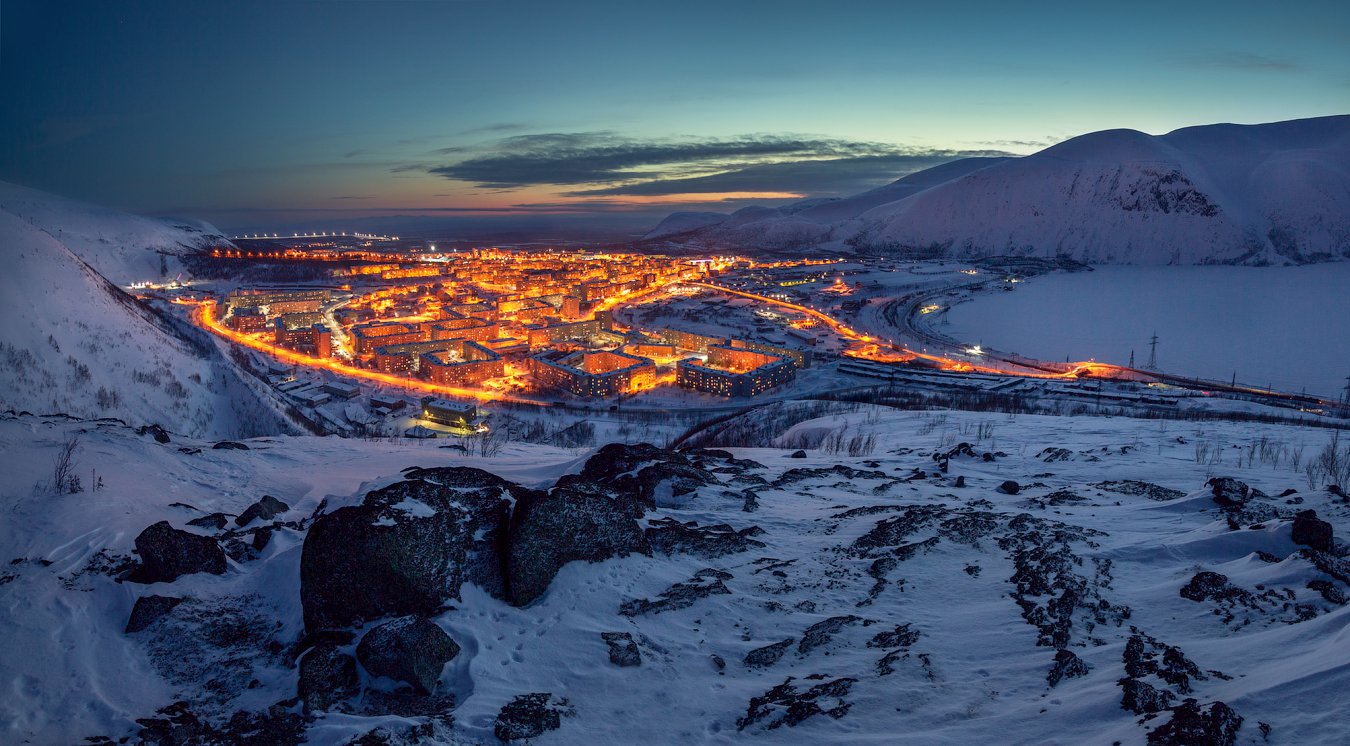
[230,231,400,241]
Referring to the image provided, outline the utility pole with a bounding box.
[1129,349,1135,367]
[1146,332,1159,370]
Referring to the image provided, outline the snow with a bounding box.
[942,264,1350,398]
[3,407,1348,744]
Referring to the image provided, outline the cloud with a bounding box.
[458,122,530,136]
[424,132,912,189]
[342,149,370,158]
[1175,52,1301,73]
[568,151,1013,198]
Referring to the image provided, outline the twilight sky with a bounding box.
[2,0,1348,236]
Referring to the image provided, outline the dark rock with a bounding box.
[136,424,171,443]
[1093,480,1185,501]
[212,440,249,450]
[251,528,272,552]
[997,480,1021,495]
[236,495,290,527]
[744,638,794,668]
[186,513,229,530]
[508,483,650,607]
[358,690,456,719]
[1207,477,1264,507]
[645,517,765,558]
[601,632,641,667]
[301,468,526,631]
[130,521,227,584]
[1291,510,1333,553]
[1180,571,1231,602]
[788,450,807,458]
[1307,579,1348,605]
[494,692,566,741]
[1147,699,1243,746]
[1330,484,1344,497]
[798,615,863,654]
[555,443,716,512]
[934,442,978,461]
[298,641,359,713]
[125,595,184,633]
[1037,447,1073,462]
[1278,488,1298,497]
[867,623,921,649]
[737,676,856,731]
[1046,648,1091,687]
[711,654,726,671]
[1120,677,1175,714]
[954,476,966,488]
[356,616,460,695]
[619,568,732,616]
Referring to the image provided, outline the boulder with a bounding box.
[298,641,359,713]
[1179,571,1230,602]
[997,480,1021,495]
[186,513,228,530]
[136,424,171,443]
[1291,510,1333,553]
[301,467,527,631]
[554,443,716,513]
[645,518,765,558]
[507,483,650,606]
[130,522,227,583]
[494,692,565,741]
[1207,477,1263,507]
[1046,648,1091,687]
[788,450,807,459]
[236,495,290,527]
[356,616,460,695]
[212,441,249,450]
[601,632,641,667]
[1120,677,1175,714]
[125,595,184,633]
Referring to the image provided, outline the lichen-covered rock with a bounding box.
[301,467,528,630]
[125,594,184,633]
[601,632,641,667]
[130,521,227,584]
[298,641,359,713]
[356,616,459,695]
[1291,510,1333,553]
[236,495,290,527]
[493,692,568,741]
[1146,699,1243,746]
[508,484,650,607]
[744,638,794,668]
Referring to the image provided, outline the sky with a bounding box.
[2,0,1348,237]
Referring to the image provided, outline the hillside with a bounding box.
[0,206,292,439]
[2,408,1347,744]
[0,181,231,285]
[648,117,1350,265]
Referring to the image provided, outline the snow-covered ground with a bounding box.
[943,264,1350,400]
[3,406,1348,744]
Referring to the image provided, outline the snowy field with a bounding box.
[3,407,1348,744]
[943,264,1350,399]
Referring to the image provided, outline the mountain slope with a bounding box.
[649,116,1350,264]
[0,207,291,439]
[0,181,231,285]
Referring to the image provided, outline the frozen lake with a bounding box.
[944,264,1350,399]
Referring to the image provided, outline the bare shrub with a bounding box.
[52,435,82,494]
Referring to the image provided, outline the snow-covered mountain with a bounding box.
[2,407,1347,744]
[0,189,291,439]
[0,181,231,285]
[647,117,1350,265]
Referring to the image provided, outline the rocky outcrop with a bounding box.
[1046,648,1091,687]
[554,443,717,512]
[1146,699,1243,746]
[1120,677,1175,714]
[601,632,641,667]
[129,522,227,583]
[356,616,459,694]
[1179,571,1233,603]
[212,440,249,450]
[736,676,856,731]
[494,692,568,741]
[508,484,650,607]
[645,518,765,558]
[301,467,528,631]
[798,615,863,655]
[619,568,732,616]
[236,495,290,527]
[125,594,184,633]
[1291,510,1333,552]
[298,641,359,713]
